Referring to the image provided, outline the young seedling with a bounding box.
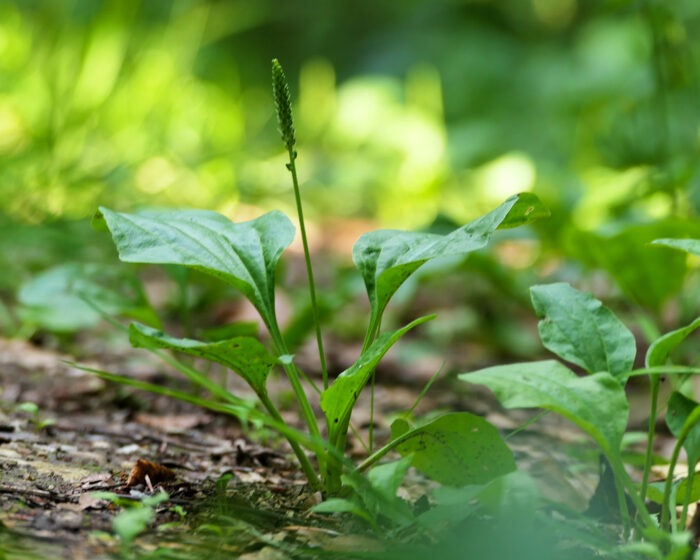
[92,490,171,554]
[89,59,549,497]
[17,401,55,431]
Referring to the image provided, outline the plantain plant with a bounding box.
[89,59,549,497]
[461,280,700,555]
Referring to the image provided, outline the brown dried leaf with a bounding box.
[126,459,176,487]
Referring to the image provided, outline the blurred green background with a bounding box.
[2,0,700,342]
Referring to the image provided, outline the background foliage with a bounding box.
[1,0,700,337]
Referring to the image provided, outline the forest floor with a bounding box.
[0,329,609,560]
[0,299,660,559]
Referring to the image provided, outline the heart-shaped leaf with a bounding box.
[530,283,635,378]
[353,193,548,327]
[460,360,628,455]
[94,208,294,332]
[129,322,276,395]
[321,315,433,444]
[393,412,516,486]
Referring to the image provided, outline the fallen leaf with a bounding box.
[126,459,176,487]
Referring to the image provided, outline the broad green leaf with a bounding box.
[646,317,700,368]
[530,283,635,378]
[393,412,516,486]
[18,263,158,332]
[353,193,548,323]
[129,322,276,395]
[459,360,628,455]
[321,315,434,443]
[666,392,700,465]
[94,208,294,331]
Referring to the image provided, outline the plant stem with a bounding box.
[362,312,382,452]
[639,375,660,507]
[661,407,700,529]
[609,455,656,534]
[285,145,329,390]
[267,322,326,478]
[680,463,696,529]
[257,390,321,491]
[356,427,420,472]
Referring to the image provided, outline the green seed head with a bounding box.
[271,58,296,149]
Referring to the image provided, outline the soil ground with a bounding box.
[0,324,614,559]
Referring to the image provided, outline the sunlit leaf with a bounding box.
[393,412,516,486]
[652,238,700,256]
[460,360,628,455]
[530,283,635,378]
[353,193,548,324]
[129,323,276,395]
[94,208,294,331]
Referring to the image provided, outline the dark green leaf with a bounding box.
[394,412,516,486]
[460,360,628,455]
[530,283,635,378]
[129,322,276,395]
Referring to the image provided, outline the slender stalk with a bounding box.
[356,425,425,473]
[680,463,696,530]
[362,312,381,452]
[272,58,328,390]
[504,410,550,440]
[286,144,329,389]
[267,321,326,480]
[661,407,700,529]
[609,455,656,534]
[640,375,660,504]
